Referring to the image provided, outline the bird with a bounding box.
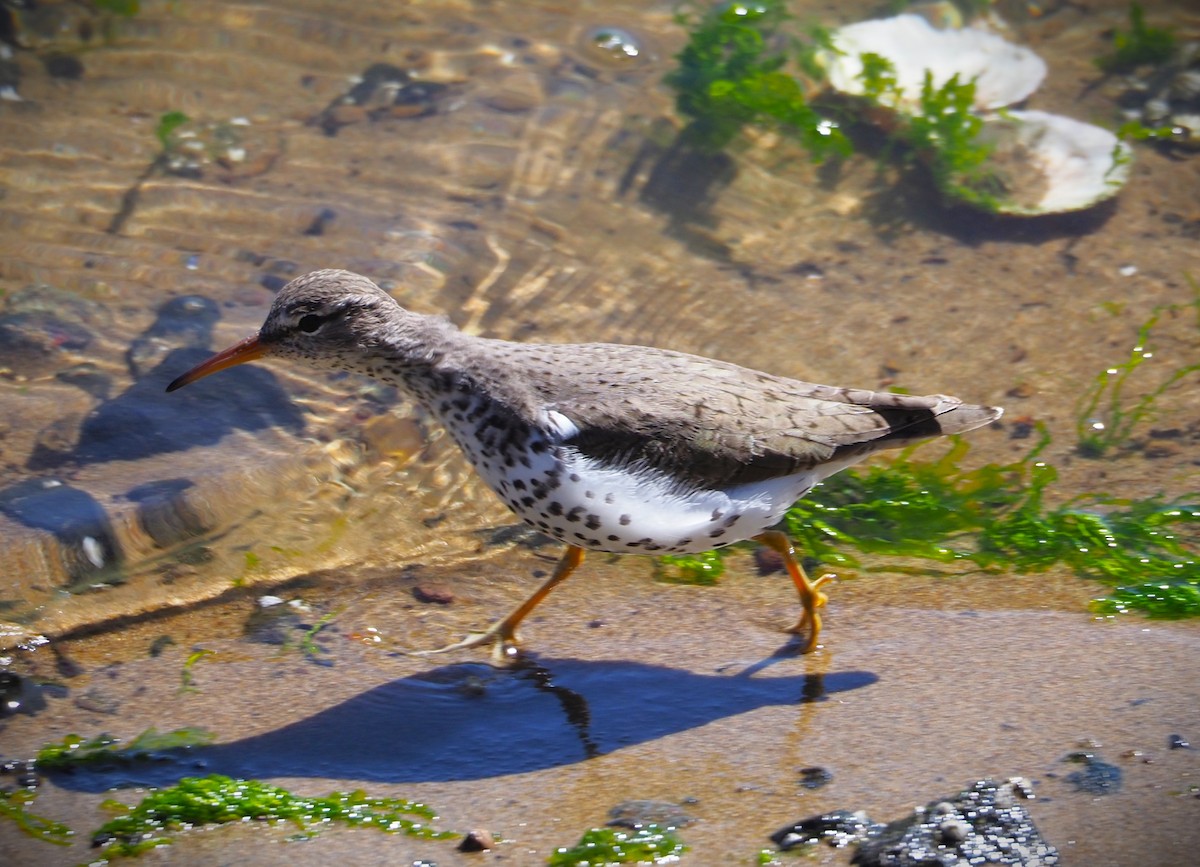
[167,269,1002,660]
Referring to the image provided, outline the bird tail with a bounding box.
[926,397,1003,435]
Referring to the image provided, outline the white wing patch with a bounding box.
[542,408,580,441]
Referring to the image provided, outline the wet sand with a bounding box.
[3,557,1199,865]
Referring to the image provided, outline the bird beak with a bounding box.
[165,334,267,392]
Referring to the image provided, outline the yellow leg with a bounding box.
[416,545,586,662]
[754,530,834,654]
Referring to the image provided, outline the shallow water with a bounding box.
[1,1,1199,865]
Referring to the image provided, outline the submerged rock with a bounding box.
[312,62,452,136]
[1117,41,1200,152]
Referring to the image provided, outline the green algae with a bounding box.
[665,2,1007,212]
[1094,3,1176,74]
[179,648,214,693]
[154,110,189,152]
[657,550,726,585]
[1075,290,1200,457]
[665,1,849,159]
[89,774,455,861]
[905,72,1004,211]
[659,286,1200,619]
[856,51,902,105]
[659,429,1199,619]
[0,789,74,846]
[549,823,687,866]
[298,608,340,660]
[1094,578,1200,619]
[756,846,808,865]
[852,53,1004,211]
[94,0,141,17]
[35,727,214,770]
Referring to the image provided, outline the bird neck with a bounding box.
[353,313,483,403]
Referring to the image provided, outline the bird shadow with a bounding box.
[47,655,878,790]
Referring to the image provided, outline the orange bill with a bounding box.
[166,334,267,392]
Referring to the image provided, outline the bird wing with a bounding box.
[491,342,997,491]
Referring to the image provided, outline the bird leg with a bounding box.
[417,545,586,663]
[754,530,834,654]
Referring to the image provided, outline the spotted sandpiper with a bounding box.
[168,269,1001,659]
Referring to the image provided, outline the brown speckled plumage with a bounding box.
[168,269,1003,657]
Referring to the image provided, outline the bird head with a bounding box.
[165,269,403,392]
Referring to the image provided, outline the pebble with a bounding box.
[754,546,785,575]
[413,584,454,605]
[74,686,120,715]
[607,799,695,829]
[797,766,833,790]
[457,828,495,851]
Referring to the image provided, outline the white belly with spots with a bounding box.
[495,445,819,555]
[437,402,822,555]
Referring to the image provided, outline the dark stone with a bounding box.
[16,763,39,788]
[56,362,112,399]
[457,828,495,852]
[770,809,876,850]
[0,311,93,375]
[798,766,833,790]
[41,52,83,79]
[1,759,39,789]
[0,478,122,582]
[1063,752,1122,795]
[413,584,454,605]
[0,670,47,717]
[302,207,337,237]
[260,273,288,292]
[347,62,410,104]
[148,635,176,658]
[243,603,305,646]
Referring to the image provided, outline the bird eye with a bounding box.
[297,314,323,334]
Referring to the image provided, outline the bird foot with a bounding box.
[786,571,836,654]
[413,625,522,664]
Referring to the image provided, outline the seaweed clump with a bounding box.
[665,1,849,159]
[549,823,688,866]
[792,430,1195,599]
[0,788,74,846]
[1094,2,1176,75]
[665,2,1138,214]
[664,2,1015,212]
[659,430,1199,619]
[91,774,455,860]
[35,727,215,770]
[659,291,1200,620]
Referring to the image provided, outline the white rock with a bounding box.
[973,110,1132,215]
[823,14,1046,113]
